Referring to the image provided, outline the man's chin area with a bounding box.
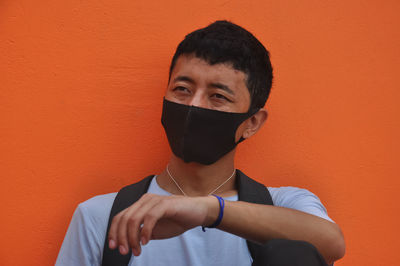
[169,151,237,168]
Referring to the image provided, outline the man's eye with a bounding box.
[173,86,190,93]
[212,93,230,101]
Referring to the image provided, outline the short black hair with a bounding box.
[169,20,273,109]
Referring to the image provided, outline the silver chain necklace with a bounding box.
[166,164,236,196]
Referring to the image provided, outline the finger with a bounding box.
[115,194,153,255]
[127,195,162,255]
[108,209,127,250]
[108,194,151,253]
[140,199,169,244]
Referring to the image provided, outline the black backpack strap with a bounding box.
[102,175,154,266]
[235,169,274,266]
[102,170,273,266]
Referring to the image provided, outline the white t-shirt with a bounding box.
[55,176,333,266]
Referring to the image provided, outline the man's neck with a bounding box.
[156,152,237,197]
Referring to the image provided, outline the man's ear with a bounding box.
[242,109,268,139]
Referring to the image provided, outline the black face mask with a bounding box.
[161,98,259,165]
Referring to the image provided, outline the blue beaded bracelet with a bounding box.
[202,194,225,232]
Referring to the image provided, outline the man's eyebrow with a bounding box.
[210,82,235,95]
[173,76,235,95]
[173,76,195,84]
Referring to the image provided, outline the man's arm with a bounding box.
[56,194,117,266]
[108,194,345,265]
[56,204,103,266]
[212,200,345,265]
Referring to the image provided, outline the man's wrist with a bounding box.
[203,195,220,227]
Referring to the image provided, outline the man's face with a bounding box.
[165,54,251,114]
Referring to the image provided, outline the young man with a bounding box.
[56,21,345,266]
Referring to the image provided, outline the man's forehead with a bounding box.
[172,54,248,82]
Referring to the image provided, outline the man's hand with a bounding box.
[107,192,345,264]
[107,193,218,256]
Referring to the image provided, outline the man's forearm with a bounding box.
[206,199,345,265]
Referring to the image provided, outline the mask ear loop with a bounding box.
[237,136,246,143]
[236,107,261,144]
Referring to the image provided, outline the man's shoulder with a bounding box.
[77,192,118,221]
[78,175,156,219]
[267,186,333,222]
[56,192,120,266]
[267,186,321,206]
[267,186,314,197]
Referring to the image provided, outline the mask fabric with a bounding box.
[161,98,259,165]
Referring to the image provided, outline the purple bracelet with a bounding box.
[202,194,225,232]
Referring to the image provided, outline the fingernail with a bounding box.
[141,236,147,245]
[119,245,127,255]
[132,247,138,256]
[109,239,116,249]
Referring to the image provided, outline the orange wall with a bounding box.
[1,0,399,265]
